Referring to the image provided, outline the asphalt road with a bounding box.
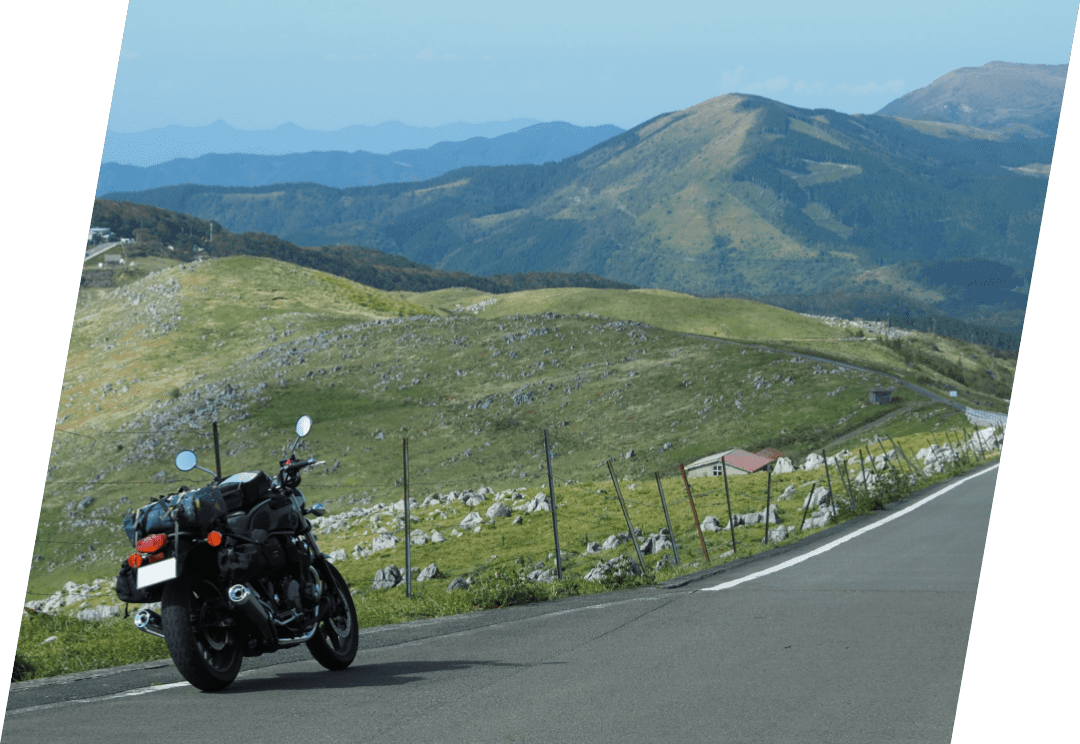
[4,465,997,743]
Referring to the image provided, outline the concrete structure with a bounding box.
[869,389,893,405]
[684,449,773,478]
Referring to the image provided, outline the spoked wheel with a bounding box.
[306,561,358,670]
[161,576,243,691]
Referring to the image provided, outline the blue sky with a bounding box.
[106,0,1078,132]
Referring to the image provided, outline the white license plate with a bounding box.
[137,557,177,589]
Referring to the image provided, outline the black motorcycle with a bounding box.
[115,415,359,691]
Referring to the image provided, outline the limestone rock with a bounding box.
[373,564,403,589]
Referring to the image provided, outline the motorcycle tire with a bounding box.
[306,562,358,670]
[161,575,243,691]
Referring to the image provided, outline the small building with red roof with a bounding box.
[684,448,775,478]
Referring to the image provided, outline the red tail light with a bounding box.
[137,534,168,553]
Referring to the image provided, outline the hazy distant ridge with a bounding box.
[96,122,626,194]
[101,118,547,167]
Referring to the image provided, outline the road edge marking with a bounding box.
[701,464,998,592]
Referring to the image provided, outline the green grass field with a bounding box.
[18,255,1008,682]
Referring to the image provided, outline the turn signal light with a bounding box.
[206,531,223,547]
[127,553,143,568]
[136,534,168,553]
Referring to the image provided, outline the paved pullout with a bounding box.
[4,466,996,743]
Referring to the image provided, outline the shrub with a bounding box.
[11,652,34,683]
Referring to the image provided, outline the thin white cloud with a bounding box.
[792,79,823,94]
[835,78,906,95]
[720,65,746,89]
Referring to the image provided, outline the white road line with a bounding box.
[701,465,998,592]
[7,681,191,715]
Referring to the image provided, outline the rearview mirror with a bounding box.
[295,415,312,438]
[175,450,198,472]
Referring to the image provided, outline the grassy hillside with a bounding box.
[876,61,1067,136]
[89,199,634,294]
[32,256,1007,609]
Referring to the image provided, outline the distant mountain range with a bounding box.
[102,118,546,167]
[100,62,1066,340]
[876,61,1067,137]
[95,122,626,195]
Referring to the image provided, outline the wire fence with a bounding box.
[26,419,1004,602]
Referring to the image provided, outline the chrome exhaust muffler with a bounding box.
[133,608,164,639]
[228,584,277,643]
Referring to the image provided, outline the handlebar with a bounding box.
[280,456,318,471]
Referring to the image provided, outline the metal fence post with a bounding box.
[822,450,837,518]
[763,466,772,544]
[719,456,737,557]
[679,463,711,562]
[886,435,919,478]
[948,429,969,466]
[930,431,944,456]
[799,481,817,530]
[968,426,986,461]
[403,437,412,598]
[858,448,869,486]
[544,430,563,580]
[608,460,647,575]
[833,452,856,509]
[655,472,680,565]
[212,421,222,479]
[942,429,958,465]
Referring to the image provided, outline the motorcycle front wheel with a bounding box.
[306,561,358,670]
[161,576,243,691]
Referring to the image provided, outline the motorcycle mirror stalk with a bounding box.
[175,450,218,479]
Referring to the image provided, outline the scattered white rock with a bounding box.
[372,564,403,589]
[417,563,443,582]
[372,533,399,551]
[76,605,121,621]
[701,515,724,532]
[725,504,783,529]
[486,502,512,519]
[459,511,484,528]
[801,487,832,510]
[762,526,790,542]
[772,457,795,474]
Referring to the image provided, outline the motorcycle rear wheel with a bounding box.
[161,576,243,691]
[306,562,358,670]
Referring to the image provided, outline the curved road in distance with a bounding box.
[4,466,997,743]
